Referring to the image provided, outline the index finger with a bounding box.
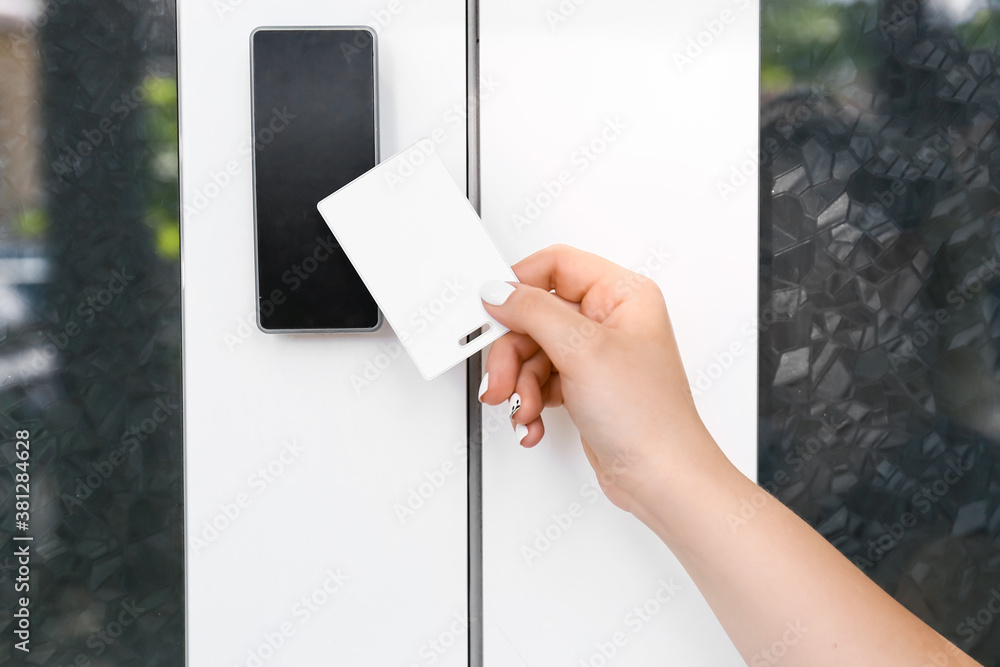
[512,243,636,308]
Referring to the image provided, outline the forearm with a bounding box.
[627,429,980,667]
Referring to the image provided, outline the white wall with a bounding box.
[178,2,469,665]
[480,1,759,664]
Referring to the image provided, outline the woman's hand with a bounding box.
[478,243,722,512]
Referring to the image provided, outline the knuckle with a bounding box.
[512,287,544,321]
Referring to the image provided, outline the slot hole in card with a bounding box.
[460,323,491,347]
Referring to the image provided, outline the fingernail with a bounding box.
[508,393,521,418]
[478,372,490,401]
[514,423,529,444]
[480,280,516,306]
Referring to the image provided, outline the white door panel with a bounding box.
[179,2,469,665]
[481,2,759,664]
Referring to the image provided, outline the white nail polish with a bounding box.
[514,423,529,444]
[478,372,490,401]
[480,280,516,306]
[508,393,521,418]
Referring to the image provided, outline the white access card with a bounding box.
[317,140,517,380]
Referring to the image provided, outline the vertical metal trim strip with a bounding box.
[466,0,484,665]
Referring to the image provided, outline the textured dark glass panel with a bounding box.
[0,0,181,665]
[761,1,1000,664]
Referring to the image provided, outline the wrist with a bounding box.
[624,426,749,546]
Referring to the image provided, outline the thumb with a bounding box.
[479,280,603,369]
